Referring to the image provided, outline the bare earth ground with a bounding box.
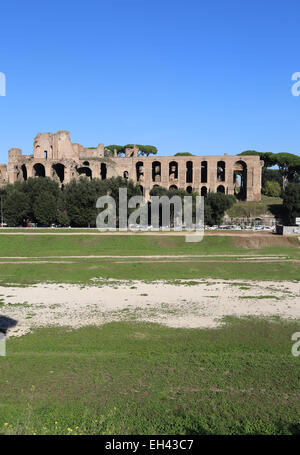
[1,279,300,337]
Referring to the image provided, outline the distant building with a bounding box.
[0,130,263,201]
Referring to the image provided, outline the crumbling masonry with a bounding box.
[0,130,263,201]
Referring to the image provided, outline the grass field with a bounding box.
[0,233,298,284]
[0,233,299,435]
[1,318,299,435]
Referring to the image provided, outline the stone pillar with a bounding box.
[178,160,185,190]
[193,159,200,192]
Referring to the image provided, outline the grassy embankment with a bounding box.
[0,233,298,284]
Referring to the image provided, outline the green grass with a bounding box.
[0,233,299,257]
[226,195,283,218]
[0,318,299,435]
[0,258,299,284]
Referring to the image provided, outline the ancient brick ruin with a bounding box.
[0,130,263,201]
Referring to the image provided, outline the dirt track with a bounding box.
[1,279,299,337]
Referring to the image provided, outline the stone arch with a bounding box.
[233,160,247,200]
[77,166,92,179]
[186,161,193,183]
[52,163,65,183]
[21,164,27,181]
[33,163,46,177]
[186,185,193,194]
[82,161,90,166]
[217,161,225,182]
[201,186,207,197]
[136,161,144,182]
[217,184,225,193]
[169,185,178,190]
[169,161,178,181]
[201,161,207,183]
[100,163,107,180]
[152,161,161,182]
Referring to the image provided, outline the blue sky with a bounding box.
[0,0,300,162]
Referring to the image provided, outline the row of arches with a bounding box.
[19,160,247,200]
[135,160,246,186]
[146,161,208,184]
[20,162,108,183]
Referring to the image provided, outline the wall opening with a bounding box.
[52,163,65,183]
[123,171,129,180]
[100,163,107,180]
[152,161,161,182]
[186,185,193,194]
[21,164,27,181]
[169,185,178,190]
[233,160,247,200]
[33,163,46,177]
[44,151,47,159]
[169,161,178,181]
[77,166,92,179]
[186,161,193,183]
[201,186,207,196]
[217,161,225,182]
[217,185,225,193]
[136,161,144,182]
[201,161,207,183]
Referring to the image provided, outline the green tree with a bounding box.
[275,153,300,189]
[204,193,236,226]
[3,189,31,226]
[33,192,57,225]
[282,183,300,225]
[174,152,195,156]
[263,180,281,197]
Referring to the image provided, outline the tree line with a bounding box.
[238,150,300,197]
[0,177,237,227]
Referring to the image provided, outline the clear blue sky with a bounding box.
[0,0,300,162]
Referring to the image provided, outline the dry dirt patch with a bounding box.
[0,279,299,337]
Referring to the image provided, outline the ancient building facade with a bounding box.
[0,130,263,201]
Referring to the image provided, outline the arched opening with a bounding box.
[21,164,27,181]
[217,185,225,193]
[201,161,207,183]
[186,185,193,194]
[123,171,129,180]
[201,186,207,197]
[100,163,107,180]
[217,161,225,182]
[186,161,193,183]
[83,161,90,166]
[52,163,65,183]
[152,161,161,182]
[169,161,178,181]
[136,161,144,182]
[233,160,247,200]
[44,151,48,159]
[169,185,178,190]
[33,163,46,177]
[77,166,92,179]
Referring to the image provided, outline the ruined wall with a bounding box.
[0,131,263,201]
